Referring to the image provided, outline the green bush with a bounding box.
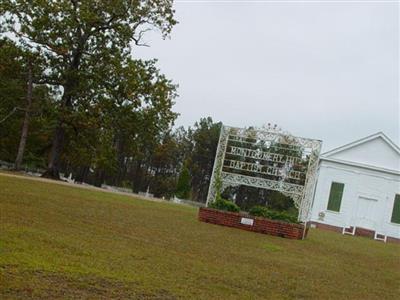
[248,205,269,217]
[249,205,299,224]
[175,166,191,199]
[209,198,240,212]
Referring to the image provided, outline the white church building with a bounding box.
[310,132,400,243]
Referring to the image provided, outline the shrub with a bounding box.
[209,198,240,212]
[269,211,299,224]
[249,205,299,224]
[175,166,191,199]
[248,205,269,217]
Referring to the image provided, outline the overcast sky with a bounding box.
[134,1,399,152]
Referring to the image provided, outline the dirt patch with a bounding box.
[1,265,177,299]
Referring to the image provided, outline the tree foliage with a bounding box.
[1,0,177,178]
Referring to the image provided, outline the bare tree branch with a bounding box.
[0,107,26,124]
[33,78,63,86]
[132,28,152,47]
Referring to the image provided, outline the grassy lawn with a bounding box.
[1,175,399,299]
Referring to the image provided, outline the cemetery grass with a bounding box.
[1,175,399,299]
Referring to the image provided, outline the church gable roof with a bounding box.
[321,132,400,173]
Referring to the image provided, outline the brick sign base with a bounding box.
[198,207,307,239]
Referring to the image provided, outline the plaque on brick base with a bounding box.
[240,217,254,226]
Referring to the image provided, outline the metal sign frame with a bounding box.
[206,125,322,222]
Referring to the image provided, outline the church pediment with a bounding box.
[322,133,400,172]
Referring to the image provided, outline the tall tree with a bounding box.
[0,39,26,162]
[14,60,33,170]
[0,38,53,168]
[187,118,221,202]
[58,57,178,187]
[1,0,177,178]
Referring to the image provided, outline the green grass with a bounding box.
[1,175,399,299]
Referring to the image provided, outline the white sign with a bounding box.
[206,125,322,222]
[240,217,254,226]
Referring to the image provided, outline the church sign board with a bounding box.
[206,125,322,222]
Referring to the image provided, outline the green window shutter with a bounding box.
[391,194,400,224]
[327,182,344,212]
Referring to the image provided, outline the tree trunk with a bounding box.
[42,72,76,180]
[132,161,143,193]
[42,124,66,179]
[74,165,89,183]
[93,168,105,187]
[15,64,33,170]
[113,131,126,186]
[42,40,84,179]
